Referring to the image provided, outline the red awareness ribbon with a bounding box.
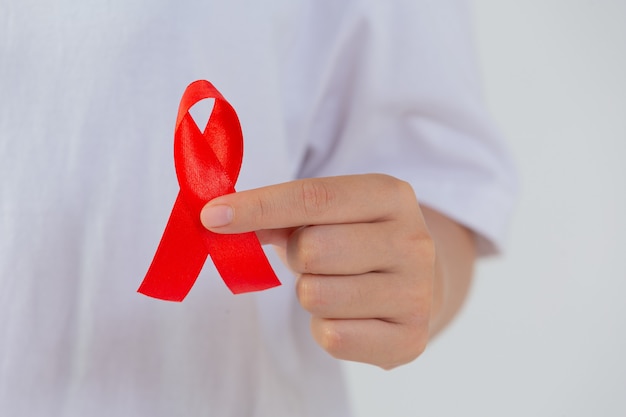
[138,80,280,301]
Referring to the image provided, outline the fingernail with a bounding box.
[201,205,233,228]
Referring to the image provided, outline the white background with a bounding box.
[344,1,626,416]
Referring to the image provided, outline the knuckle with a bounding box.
[296,275,325,314]
[406,309,431,352]
[368,174,419,220]
[398,281,423,314]
[380,324,429,370]
[416,232,437,266]
[373,173,414,198]
[404,216,436,256]
[395,181,419,213]
[406,227,435,255]
[369,173,398,187]
[252,194,274,224]
[287,226,324,273]
[405,327,429,363]
[314,320,345,358]
[395,177,417,198]
[299,179,336,219]
[389,225,435,271]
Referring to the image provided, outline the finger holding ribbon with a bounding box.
[138,81,280,301]
[200,174,441,369]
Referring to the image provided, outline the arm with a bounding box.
[422,206,476,338]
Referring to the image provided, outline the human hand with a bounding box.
[200,174,435,369]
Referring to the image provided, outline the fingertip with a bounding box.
[200,204,234,229]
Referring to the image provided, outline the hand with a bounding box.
[200,174,436,369]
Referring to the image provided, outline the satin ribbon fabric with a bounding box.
[138,80,280,301]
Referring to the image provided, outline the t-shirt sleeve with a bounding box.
[282,1,517,256]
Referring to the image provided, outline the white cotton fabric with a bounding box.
[0,1,516,416]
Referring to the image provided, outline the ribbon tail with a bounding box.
[138,193,209,302]
[205,232,281,294]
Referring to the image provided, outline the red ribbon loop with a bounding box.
[138,80,280,301]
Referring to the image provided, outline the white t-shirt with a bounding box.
[0,1,516,416]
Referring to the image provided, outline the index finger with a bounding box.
[200,174,416,234]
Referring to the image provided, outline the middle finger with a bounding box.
[286,221,420,275]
